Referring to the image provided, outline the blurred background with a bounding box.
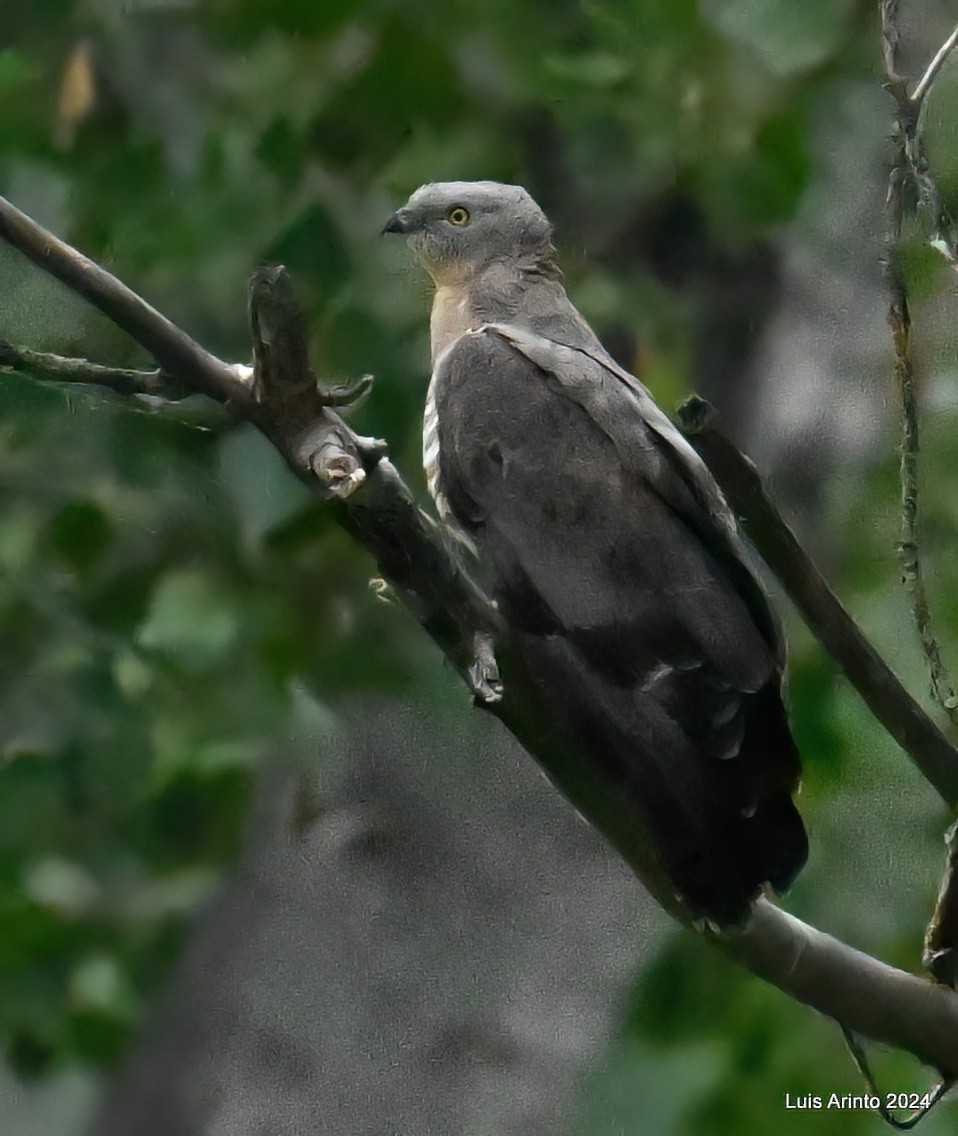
[3,0,958,1132]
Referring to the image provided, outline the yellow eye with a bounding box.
[448,206,470,226]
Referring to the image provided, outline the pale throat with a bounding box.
[427,260,532,362]
[429,281,477,363]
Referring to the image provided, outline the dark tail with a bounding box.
[506,632,808,927]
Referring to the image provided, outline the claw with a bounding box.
[319,373,374,408]
[369,577,397,605]
[354,433,388,462]
[468,631,503,706]
[925,947,958,987]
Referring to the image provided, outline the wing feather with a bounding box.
[429,325,806,923]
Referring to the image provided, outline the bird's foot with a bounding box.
[468,632,503,706]
[925,947,958,987]
[318,373,374,408]
[353,433,388,462]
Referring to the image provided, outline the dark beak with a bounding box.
[382,209,413,235]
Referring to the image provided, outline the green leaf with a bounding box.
[0,49,35,91]
[136,570,240,669]
[68,953,137,1019]
[22,857,101,918]
[575,1042,723,1135]
[217,425,311,543]
[48,500,113,575]
[543,52,630,88]
[702,0,855,77]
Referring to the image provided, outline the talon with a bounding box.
[468,631,503,706]
[369,577,397,605]
[320,374,374,407]
[354,434,388,462]
[925,947,958,988]
[469,665,503,706]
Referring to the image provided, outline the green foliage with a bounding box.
[702,0,857,78]
[4,1,958,1133]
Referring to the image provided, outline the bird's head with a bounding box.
[383,181,557,284]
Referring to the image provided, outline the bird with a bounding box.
[383,180,807,927]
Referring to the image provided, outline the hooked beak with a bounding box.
[382,209,413,235]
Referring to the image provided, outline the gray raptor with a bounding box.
[384,180,807,926]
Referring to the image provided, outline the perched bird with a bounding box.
[384,181,807,926]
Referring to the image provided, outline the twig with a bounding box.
[912,23,958,108]
[0,194,243,404]
[925,820,958,987]
[890,275,958,725]
[879,6,958,733]
[0,340,185,398]
[841,1024,951,1128]
[880,2,958,1004]
[677,396,958,809]
[880,6,958,264]
[880,0,905,90]
[4,198,958,1078]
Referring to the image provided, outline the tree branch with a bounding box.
[880,2,958,996]
[0,195,244,405]
[3,195,958,1080]
[880,5,958,266]
[0,340,185,398]
[925,821,958,986]
[878,10,958,736]
[677,395,958,810]
[911,22,958,109]
[721,899,958,1074]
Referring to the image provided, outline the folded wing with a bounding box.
[432,326,807,924]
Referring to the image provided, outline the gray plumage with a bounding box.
[384,181,807,926]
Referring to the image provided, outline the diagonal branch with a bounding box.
[678,395,958,810]
[3,195,958,1079]
[912,22,958,107]
[0,195,244,405]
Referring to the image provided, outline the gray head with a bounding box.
[383,181,557,283]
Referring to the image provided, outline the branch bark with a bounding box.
[0,196,241,404]
[3,191,958,1078]
[0,341,182,398]
[880,2,958,996]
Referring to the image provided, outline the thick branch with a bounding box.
[723,900,958,1074]
[678,396,958,810]
[243,265,502,687]
[3,200,958,1078]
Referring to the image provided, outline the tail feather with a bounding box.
[509,631,807,926]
